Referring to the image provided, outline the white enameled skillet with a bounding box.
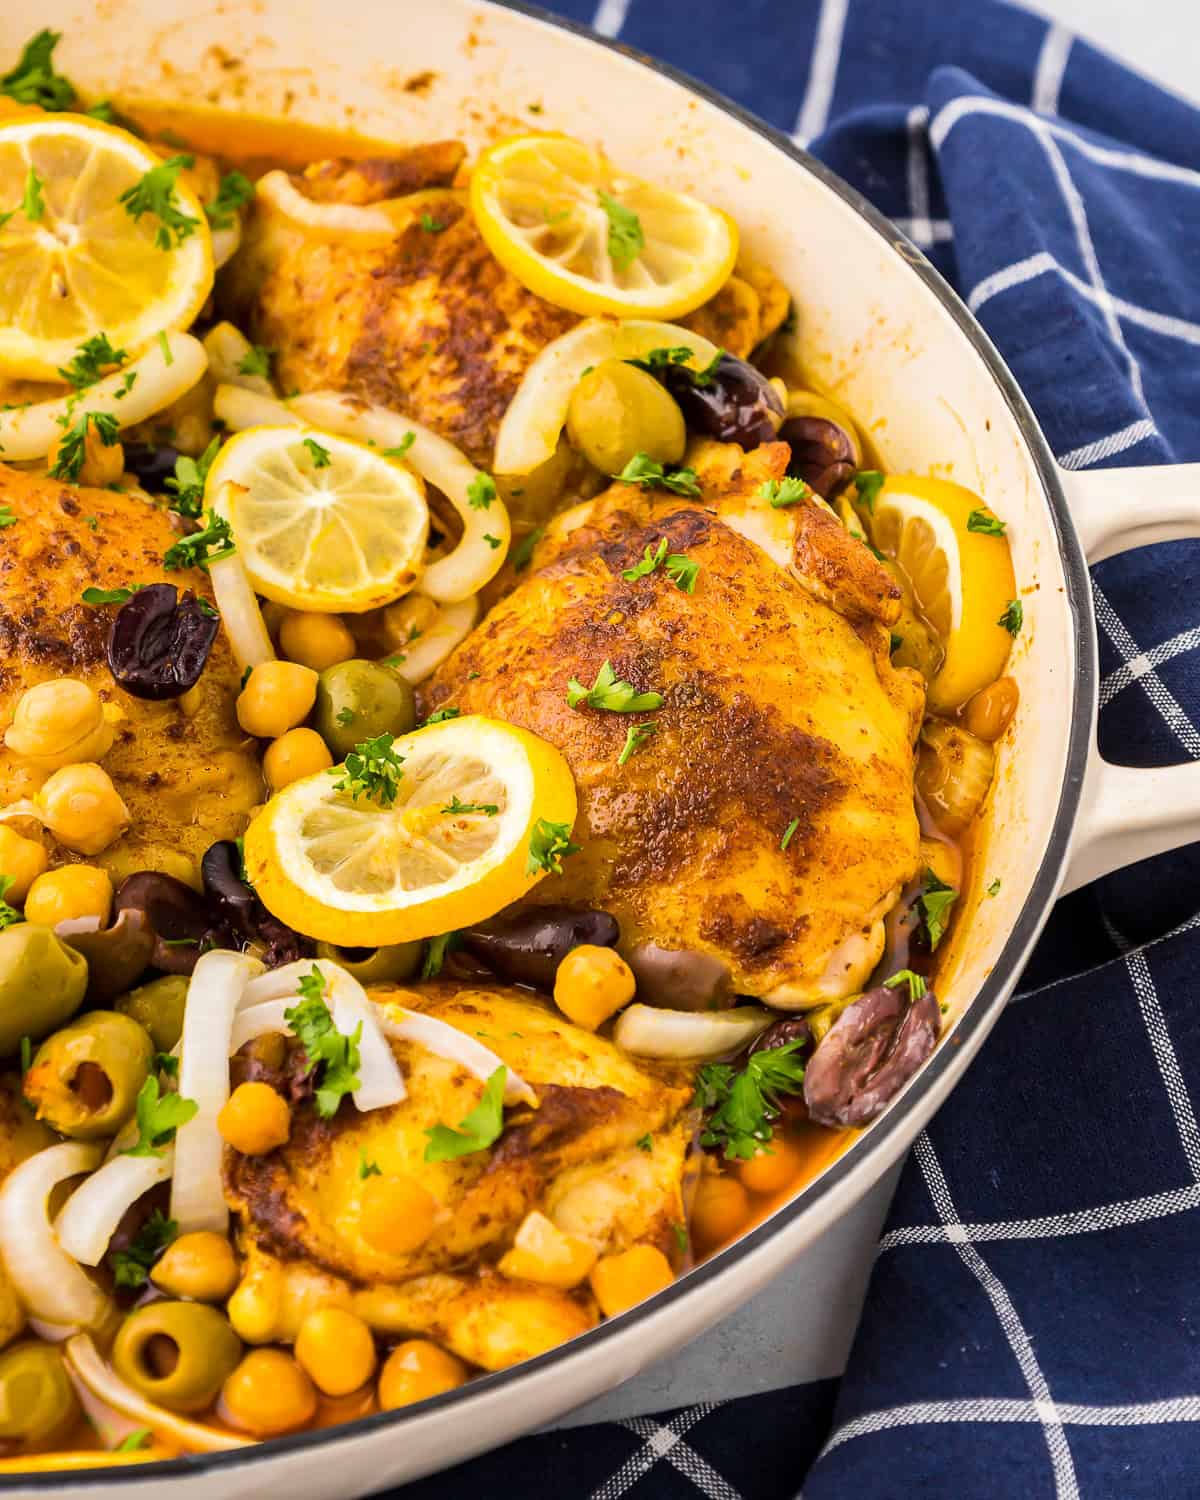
[4,1,1200,1493]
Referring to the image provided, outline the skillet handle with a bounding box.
[1059,462,1200,893]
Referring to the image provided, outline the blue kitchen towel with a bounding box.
[388,2,1200,1496]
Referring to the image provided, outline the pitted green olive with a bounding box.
[314,939,422,985]
[566,359,686,476]
[112,1301,242,1414]
[0,1342,81,1446]
[114,974,189,1052]
[313,660,415,760]
[24,1011,153,1140]
[0,925,88,1058]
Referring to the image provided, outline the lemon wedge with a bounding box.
[469,133,738,319]
[869,475,1017,714]
[0,114,212,379]
[243,715,578,945]
[206,425,430,614]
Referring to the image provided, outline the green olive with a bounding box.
[314,939,422,985]
[565,359,686,476]
[24,1011,154,1140]
[0,1341,81,1446]
[0,925,88,1059]
[312,659,416,759]
[115,974,189,1052]
[112,1301,242,1414]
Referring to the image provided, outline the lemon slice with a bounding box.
[870,475,1017,714]
[469,133,738,319]
[0,114,213,379]
[243,715,578,945]
[206,425,430,613]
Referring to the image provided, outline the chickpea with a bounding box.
[294,1308,378,1397]
[589,1244,673,1318]
[236,661,318,739]
[690,1174,750,1250]
[497,1211,596,1290]
[553,945,636,1030]
[23,864,113,928]
[218,1082,291,1156]
[278,611,356,673]
[380,594,440,651]
[263,728,333,791]
[151,1231,239,1302]
[47,423,123,488]
[221,1349,317,1436]
[0,825,48,901]
[5,678,114,768]
[377,1340,467,1411]
[738,1136,806,1197]
[359,1173,437,1256]
[964,675,1020,742]
[34,764,129,856]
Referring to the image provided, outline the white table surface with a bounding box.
[556,0,1199,1432]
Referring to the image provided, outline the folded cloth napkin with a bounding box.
[389,1,1200,1494]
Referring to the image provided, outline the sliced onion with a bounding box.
[0,333,207,460]
[65,1335,251,1454]
[210,219,242,272]
[170,950,264,1235]
[54,915,102,938]
[376,1004,536,1107]
[613,1003,773,1059]
[257,168,399,237]
[239,957,320,1007]
[212,382,300,432]
[202,319,273,394]
[493,318,720,476]
[209,482,276,672]
[228,998,291,1053]
[391,595,478,686]
[0,1142,112,1336]
[55,1149,174,1267]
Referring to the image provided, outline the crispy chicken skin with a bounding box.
[224,982,696,1369]
[0,466,261,881]
[425,443,924,1007]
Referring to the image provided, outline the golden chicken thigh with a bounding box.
[425,443,924,1007]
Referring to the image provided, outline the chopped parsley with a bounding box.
[467,472,496,510]
[967,508,1007,536]
[49,410,120,483]
[383,433,415,459]
[162,509,236,571]
[335,706,356,727]
[441,795,499,816]
[421,931,457,979]
[695,1042,808,1160]
[424,1065,507,1162]
[883,968,928,1003]
[617,451,701,497]
[19,1036,31,1077]
[890,632,903,653]
[635,1132,654,1153]
[204,169,254,229]
[116,1430,153,1453]
[919,870,958,950]
[81,585,138,605]
[484,532,502,549]
[0,30,75,111]
[623,537,668,581]
[567,659,663,713]
[153,1051,179,1077]
[597,191,644,270]
[58,333,129,391]
[119,154,199,249]
[122,1076,198,1157]
[0,507,15,531]
[665,554,700,593]
[0,875,21,931]
[780,816,800,851]
[511,527,544,572]
[854,471,885,512]
[627,346,694,374]
[358,1151,382,1180]
[330,732,405,806]
[419,212,446,233]
[114,371,136,399]
[302,437,332,468]
[237,344,272,380]
[108,1208,177,1289]
[998,598,1023,636]
[423,706,461,725]
[526,818,580,876]
[759,476,811,508]
[285,967,363,1118]
[15,168,45,223]
[618,721,657,766]
[987,878,1002,897]
[164,435,220,520]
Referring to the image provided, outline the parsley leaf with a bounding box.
[162,509,236,571]
[119,155,199,249]
[0,507,15,531]
[597,191,644,270]
[618,721,657,766]
[636,1132,654,1153]
[919,870,958,950]
[987,878,1002,897]
[467,472,496,510]
[358,1151,382,1179]
[419,212,446,233]
[81,585,138,605]
[998,598,1023,636]
[421,931,458,979]
[759,477,811,508]
[302,437,332,468]
[423,706,460,725]
[330,732,405,806]
[0,875,21,931]
[165,435,220,520]
[511,526,544,573]
[49,410,119,483]
[236,344,272,380]
[116,1430,153,1453]
[627,346,694,374]
[1,31,75,111]
[58,333,128,391]
[383,433,415,459]
[441,794,499,816]
[883,968,928,1003]
[122,1077,198,1157]
[204,169,254,229]
[284,965,362,1118]
[617,451,701,497]
[526,818,580,876]
[665,554,700,593]
[567,659,663,713]
[107,1208,177,1289]
[854,470,885,512]
[780,816,800,851]
[695,1042,808,1160]
[622,537,668,581]
[424,1065,507,1162]
[483,532,502,549]
[967,508,1006,536]
[13,168,45,224]
[335,706,356,727]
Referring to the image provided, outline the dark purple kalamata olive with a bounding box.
[660,354,784,448]
[120,443,183,494]
[779,415,857,499]
[750,1015,812,1057]
[201,840,310,969]
[460,906,619,991]
[61,908,156,1003]
[106,584,219,701]
[803,984,940,1127]
[113,871,230,974]
[625,943,731,1011]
